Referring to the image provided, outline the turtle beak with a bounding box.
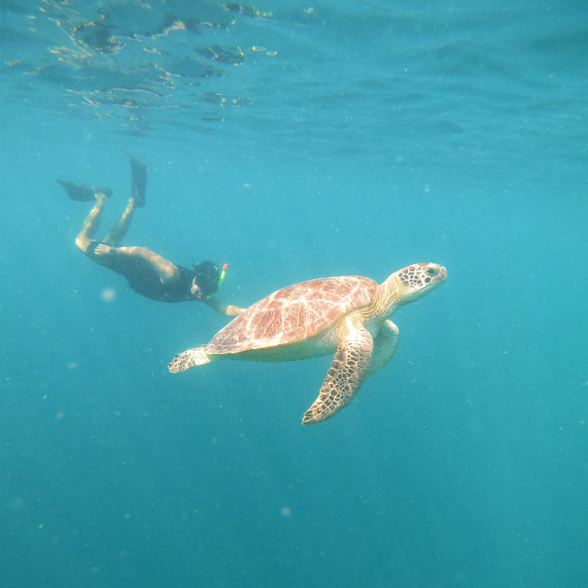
[425,263,447,283]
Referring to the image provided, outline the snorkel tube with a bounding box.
[206,263,229,300]
[206,263,228,299]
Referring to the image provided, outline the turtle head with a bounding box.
[374,263,446,320]
[395,263,447,303]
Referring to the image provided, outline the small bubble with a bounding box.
[101,288,116,302]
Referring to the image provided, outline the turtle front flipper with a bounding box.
[168,345,212,373]
[364,320,400,379]
[302,326,374,425]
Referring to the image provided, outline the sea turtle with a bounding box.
[169,263,447,425]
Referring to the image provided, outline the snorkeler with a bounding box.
[57,151,244,317]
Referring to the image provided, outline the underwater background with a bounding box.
[1,1,587,586]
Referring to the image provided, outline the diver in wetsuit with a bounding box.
[58,151,244,317]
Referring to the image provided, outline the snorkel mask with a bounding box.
[192,261,228,300]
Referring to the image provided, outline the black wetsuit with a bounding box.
[86,241,197,303]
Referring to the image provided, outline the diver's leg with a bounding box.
[75,194,108,253]
[103,198,136,246]
[102,151,146,245]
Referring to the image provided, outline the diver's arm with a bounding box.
[112,246,179,283]
[204,296,245,317]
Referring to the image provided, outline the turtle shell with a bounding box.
[207,276,377,355]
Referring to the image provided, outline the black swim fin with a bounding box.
[57,180,112,201]
[122,150,147,207]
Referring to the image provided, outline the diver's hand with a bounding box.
[228,305,246,317]
[95,244,115,256]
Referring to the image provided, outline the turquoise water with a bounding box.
[1,1,587,586]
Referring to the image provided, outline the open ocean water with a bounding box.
[1,1,587,587]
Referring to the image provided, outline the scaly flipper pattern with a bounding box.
[169,346,211,373]
[302,326,373,425]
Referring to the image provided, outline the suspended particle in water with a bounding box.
[101,288,116,302]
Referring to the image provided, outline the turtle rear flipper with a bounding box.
[169,346,212,373]
[302,326,373,425]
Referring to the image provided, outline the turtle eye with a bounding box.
[425,266,438,276]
